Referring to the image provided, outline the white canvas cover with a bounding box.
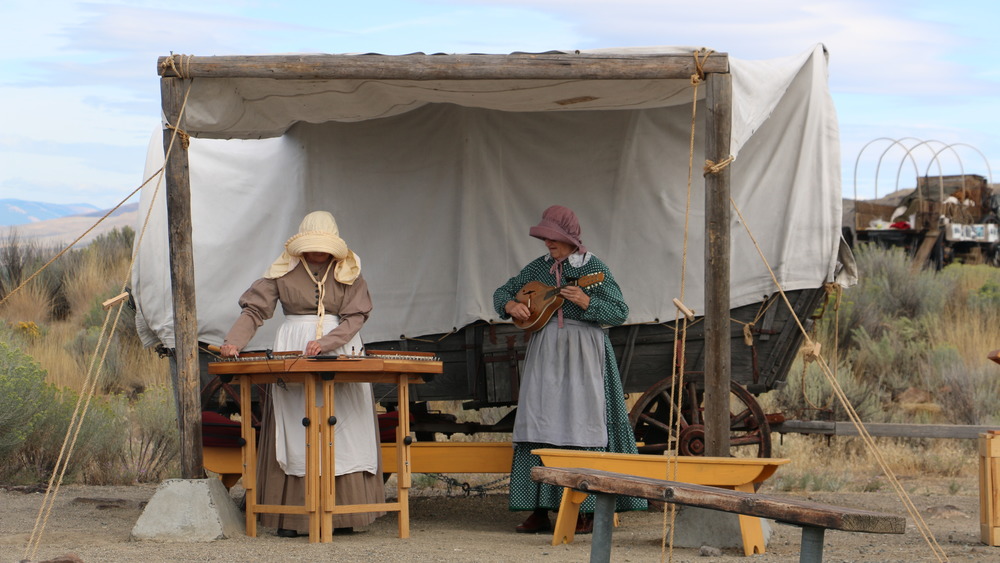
[133,44,844,350]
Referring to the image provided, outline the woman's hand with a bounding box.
[560,286,590,310]
[505,300,531,321]
[305,340,324,356]
[219,344,240,357]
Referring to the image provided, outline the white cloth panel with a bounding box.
[133,45,843,349]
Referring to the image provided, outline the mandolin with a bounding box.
[512,272,605,333]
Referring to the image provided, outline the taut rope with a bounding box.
[728,197,948,562]
[23,78,195,561]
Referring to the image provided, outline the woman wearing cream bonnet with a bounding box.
[220,210,384,536]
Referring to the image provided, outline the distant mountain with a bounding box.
[0,199,101,227]
[1,203,139,248]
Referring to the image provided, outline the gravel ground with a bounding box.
[1,475,996,563]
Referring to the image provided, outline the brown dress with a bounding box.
[224,260,385,531]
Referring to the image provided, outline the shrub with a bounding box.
[937,361,1000,426]
[13,389,123,484]
[0,341,48,462]
[121,385,179,483]
[969,279,1000,312]
[0,341,126,484]
[837,243,953,348]
[769,354,884,423]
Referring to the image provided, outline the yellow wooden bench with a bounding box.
[205,441,514,488]
[380,442,512,474]
[532,449,789,555]
[203,446,244,489]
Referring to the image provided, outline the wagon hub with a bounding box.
[677,424,706,456]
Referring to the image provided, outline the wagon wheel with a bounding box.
[201,376,263,427]
[629,376,772,458]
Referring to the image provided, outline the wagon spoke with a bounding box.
[730,407,753,429]
[684,383,701,425]
[730,434,764,447]
[639,413,675,435]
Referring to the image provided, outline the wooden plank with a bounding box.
[981,433,1000,545]
[161,76,204,479]
[911,228,942,272]
[703,70,733,456]
[381,442,513,474]
[774,420,1000,439]
[531,466,905,534]
[208,357,442,376]
[157,52,730,80]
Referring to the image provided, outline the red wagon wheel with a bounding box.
[628,376,772,458]
[201,376,264,427]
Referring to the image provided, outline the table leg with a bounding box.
[240,377,257,538]
[305,378,320,542]
[397,373,411,538]
[321,380,336,542]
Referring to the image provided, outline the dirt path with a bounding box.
[0,476,995,562]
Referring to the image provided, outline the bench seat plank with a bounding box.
[531,466,905,535]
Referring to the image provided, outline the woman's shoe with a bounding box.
[276,528,300,538]
[575,513,594,535]
[515,510,552,533]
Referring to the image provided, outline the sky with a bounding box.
[1,0,998,209]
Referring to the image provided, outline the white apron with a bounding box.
[271,314,378,477]
[512,318,608,447]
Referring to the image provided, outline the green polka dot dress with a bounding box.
[494,253,647,514]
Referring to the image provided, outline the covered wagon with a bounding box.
[133,44,852,472]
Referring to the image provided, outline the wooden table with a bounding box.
[208,354,441,543]
[532,448,789,555]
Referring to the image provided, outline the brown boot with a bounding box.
[515,509,552,533]
[575,513,594,534]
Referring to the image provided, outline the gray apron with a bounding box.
[512,318,607,447]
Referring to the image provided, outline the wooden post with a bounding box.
[703,71,733,457]
[161,76,205,479]
[980,431,1000,545]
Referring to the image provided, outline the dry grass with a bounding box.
[0,281,53,325]
[938,265,1000,368]
[767,433,976,493]
[760,251,1000,493]
[24,323,84,390]
[62,252,125,322]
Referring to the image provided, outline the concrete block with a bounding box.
[130,478,244,542]
[668,505,771,550]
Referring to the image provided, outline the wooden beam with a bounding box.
[161,77,205,479]
[157,52,729,80]
[703,71,733,456]
[774,420,1000,439]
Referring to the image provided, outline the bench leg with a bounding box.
[734,483,766,555]
[589,494,616,563]
[552,488,589,545]
[799,525,825,563]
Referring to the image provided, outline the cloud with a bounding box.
[0,85,156,146]
[2,0,998,208]
[440,0,985,96]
